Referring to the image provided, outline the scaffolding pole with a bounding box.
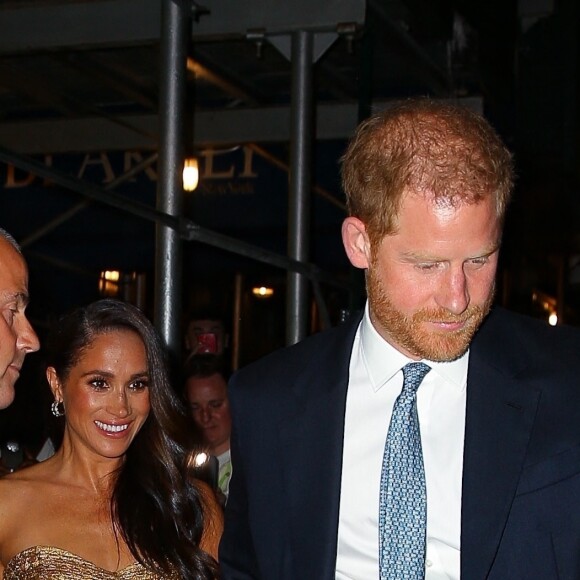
[155,0,189,355]
[286,30,314,346]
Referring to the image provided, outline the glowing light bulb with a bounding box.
[183,158,199,191]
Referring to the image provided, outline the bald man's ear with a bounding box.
[341,217,371,269]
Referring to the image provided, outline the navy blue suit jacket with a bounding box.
[220,308,580,579]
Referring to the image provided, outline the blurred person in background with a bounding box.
[184,311,228,360]
[184,354,232,504]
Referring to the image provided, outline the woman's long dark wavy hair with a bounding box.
[45,299,219,579]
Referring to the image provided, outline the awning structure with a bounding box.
[0,0,577,351]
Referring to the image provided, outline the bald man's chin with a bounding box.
[0,384,16,409]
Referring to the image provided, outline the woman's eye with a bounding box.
[90,379,107,389]
[130,379,149,391]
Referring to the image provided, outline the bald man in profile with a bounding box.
[0,228,40,409]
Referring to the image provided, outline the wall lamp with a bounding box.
[252,286,274,298]
[183,157,199,191]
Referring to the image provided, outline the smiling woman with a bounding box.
[47,329,152,462]
[0,300,222,579]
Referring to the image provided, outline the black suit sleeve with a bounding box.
[219,379,260,579]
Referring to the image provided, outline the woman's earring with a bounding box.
[51,400,64,417]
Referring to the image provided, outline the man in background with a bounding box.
[184,354,232,502]
[0,228,40,410]
[220,100,580,579]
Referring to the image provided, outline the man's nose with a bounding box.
[198,407,212,424]
[435,266,469,315]
[16,315,40,354]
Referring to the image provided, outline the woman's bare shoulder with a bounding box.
[0,462,55,505]
[0,462,64,556]
[0,466,45,549]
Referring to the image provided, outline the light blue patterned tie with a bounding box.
[379,362,431,579]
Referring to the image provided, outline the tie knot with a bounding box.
[401,362,431,395]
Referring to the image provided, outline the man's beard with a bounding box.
[366,269,494,362]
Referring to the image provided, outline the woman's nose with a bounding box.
[108,391,129,417]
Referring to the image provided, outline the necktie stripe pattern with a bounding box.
[379,362,431,579]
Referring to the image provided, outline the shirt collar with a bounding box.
[360,302,469,392]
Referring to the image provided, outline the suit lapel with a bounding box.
[461,343,540,578]
[272,308,541,578]
[278,316,360,580]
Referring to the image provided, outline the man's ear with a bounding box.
[341,217,371,269]
[46,367,63,402]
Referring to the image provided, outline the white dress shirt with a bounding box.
[336,304,467,579]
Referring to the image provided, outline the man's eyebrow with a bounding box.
[400,245,500,262]
[14,292,30,307]
[0,291,29,305]
[399,250,442,262]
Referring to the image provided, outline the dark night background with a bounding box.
[0,0,578,454]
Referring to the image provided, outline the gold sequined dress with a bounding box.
[4,546,178,579]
